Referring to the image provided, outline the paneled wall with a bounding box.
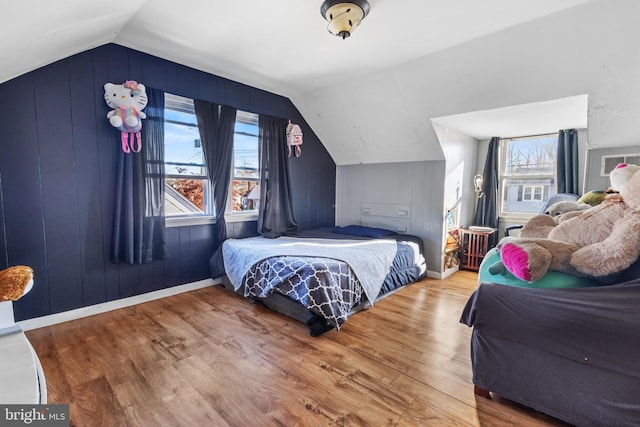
[0,44,335,321]
[336,161,446,275]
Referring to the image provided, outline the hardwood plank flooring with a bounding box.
[25,271,571,426]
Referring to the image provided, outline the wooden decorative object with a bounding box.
[459,228,497,271]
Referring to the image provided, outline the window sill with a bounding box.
[500,213,537,222]
[165,215,216,228]
[224,212,258,223]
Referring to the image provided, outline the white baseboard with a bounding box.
[18,278,220,331]
[426,265,460,280]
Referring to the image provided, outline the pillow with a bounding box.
[334,225,397,238]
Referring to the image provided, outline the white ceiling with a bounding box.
[432,95,589,140]
[0,0,593,99]
[3,0,616,166]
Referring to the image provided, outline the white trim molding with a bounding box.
[18,278,221,331]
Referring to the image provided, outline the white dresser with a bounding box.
[0,324,47,404]
[0,287,47,406]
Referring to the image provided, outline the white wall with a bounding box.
[294,0,640,167]
[312,0,640,272]
[336,161,446,275]
[432,122,479,228]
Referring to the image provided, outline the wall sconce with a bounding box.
[474,174,484,199]
[320,0,370,40]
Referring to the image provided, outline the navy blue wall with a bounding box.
[0,44,336,321]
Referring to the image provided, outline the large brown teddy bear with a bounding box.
[499,163,640,282]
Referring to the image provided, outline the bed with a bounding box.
[460,251,640,426]
[211,226,427,336]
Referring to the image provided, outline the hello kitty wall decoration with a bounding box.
[104,81,148,153]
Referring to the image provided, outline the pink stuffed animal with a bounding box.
[499,163,640,282]
[104,81,148,153]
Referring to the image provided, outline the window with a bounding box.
[164,93,210,217]
[163,93,261,222]
[521,185,544,201]
[499,134,557,216]
[228,111,260,215]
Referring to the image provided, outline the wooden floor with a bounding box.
[26,270,571,426]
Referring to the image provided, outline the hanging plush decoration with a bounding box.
[286,120,303,157]
[104,81,148,153]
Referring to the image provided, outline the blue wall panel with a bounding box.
[33,60,84,314]
[68,53,108,307]
[0,76,50,319]
[0,44,336,321]
[0,172,6,270]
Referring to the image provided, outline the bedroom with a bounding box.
[0,0,639,425]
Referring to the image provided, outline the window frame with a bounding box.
[163,93,214,227]
[521,185,544,202]
[224,110,260,222]
[163,93,261,227]
[498,133,558,220]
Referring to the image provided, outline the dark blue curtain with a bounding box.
[557,129,579,195]
[193,101,237,245]
[112,87,166,264]
[473,137,500,228]
[258,115,298,238]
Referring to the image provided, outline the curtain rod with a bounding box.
[500,131,561,141]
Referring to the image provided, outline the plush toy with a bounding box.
[0,266,33,302]
[578,190,607,207]
[608,163,640,192]
[498,162,640,282]
[514,201,591,239]
[546,200,591,217]
[104,81,148,153]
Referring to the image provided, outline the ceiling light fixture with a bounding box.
[320,0,370,40]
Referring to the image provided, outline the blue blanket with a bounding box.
[243,256,362,329]
[222,236,399,302]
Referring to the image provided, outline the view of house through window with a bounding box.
[164,93,208,217]
[163,93,260,218]
[499,133,558,215]
[230,110,260,214]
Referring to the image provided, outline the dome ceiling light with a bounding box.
[320,0,370,40]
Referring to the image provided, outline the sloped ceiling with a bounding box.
[2,0,630,166]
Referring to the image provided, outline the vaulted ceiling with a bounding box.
[3,0,636,165]
[0,0,590,95]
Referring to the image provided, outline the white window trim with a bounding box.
[522,185,544,201]
[225,110,260,220]
[498,133,558,217]
[166,215,216,228]
[163,95,260,226]
[225,211,258,223]
[163,93,213,222]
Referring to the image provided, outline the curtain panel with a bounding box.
[112,87,167,264]
[473,136,500,229]
[557,129,579,195]
[193,100,237,244]
[258,115,298,238]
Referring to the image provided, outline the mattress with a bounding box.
[214,226,427,335]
